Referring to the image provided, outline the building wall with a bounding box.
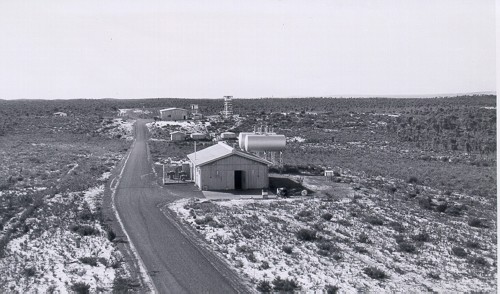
[160,109,188,120]
[195,154,268,190]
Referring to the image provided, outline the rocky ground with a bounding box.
[169,170,496,293]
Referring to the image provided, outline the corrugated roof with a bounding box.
[160,108,187,112]
[187,142,271,167]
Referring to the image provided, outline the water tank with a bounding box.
[238,132,254,149]
[190,133,206,140]
[221,132,237,139]
[245,135,286,152]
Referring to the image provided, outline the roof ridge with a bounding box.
[218,142,234,151]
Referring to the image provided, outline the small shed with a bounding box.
[171,131,185,141]
[160,108,188,121]
[187,142,271,191]
[192,113,203,120]
[53,112,67,117]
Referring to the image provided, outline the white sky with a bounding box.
[0,0,495,99]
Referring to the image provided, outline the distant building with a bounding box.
[53,112,67,117]
[187,142,271,191]
[190,133,207,140]
[160,108,188,121]
[192,113,203,120]
[170,131,185,141]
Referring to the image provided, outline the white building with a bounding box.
[160,108,188,121]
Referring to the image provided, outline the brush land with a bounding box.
[0,95,496,293]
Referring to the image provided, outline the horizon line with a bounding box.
[0,91,496,101]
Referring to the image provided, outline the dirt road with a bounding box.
[113,119,244,293]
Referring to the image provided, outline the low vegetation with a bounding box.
[0,101,136,292]
[170,164,496,292]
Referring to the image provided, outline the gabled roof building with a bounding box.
[160,108,188,121]
[187,142,271,191]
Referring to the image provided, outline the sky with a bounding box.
[0,0,495,99]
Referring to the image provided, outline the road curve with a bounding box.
[114,119,243,293]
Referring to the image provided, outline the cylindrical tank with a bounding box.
[244,134,286,152]
[221,132,237,139]
[238,132,254,149]
[190,133,206,140]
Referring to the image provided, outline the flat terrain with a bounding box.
[113,119,246,293]
[0,96,495,293]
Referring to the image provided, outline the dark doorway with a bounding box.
[234,170,243,190]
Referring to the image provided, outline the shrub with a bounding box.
[465,240,481,249]
[296,210,313,218]
[408,190,418,198]
[468,218,485,228]
[316,240,334,252]
[337,219,353,226]
[411,232,430,242]
[113,277,140,292]
[358,232,371,243]
[436,203,448,213]
[398,242,417,253]
[390,222,405,232]
[445,205,466,216]
[79,257,98,266]
[296,228,317,241]
[194,215,214,225]
[418,197,433,210]
[71,282,91,294]
[259,261,270,270]
[321,213,333,221]
[256,280,272,293]
[246,252,257,263]
[316,249,329,256]
[428,272,440,280]
[236,245,252,253]
[70,224,99,236]
[325,285,340,294]
[408,176,419,184]
[354,246,369,254]
[452,246,468,258]
[107,229,116,241]
[23,267,36,277]
[241,228,253,239]
[364,267,387,280]
[364,216,384,226]
[272,277,300,292]
[394,234,405,244]
[468,256,488,266]
[282,245,293,254]
[79,209,97,221]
